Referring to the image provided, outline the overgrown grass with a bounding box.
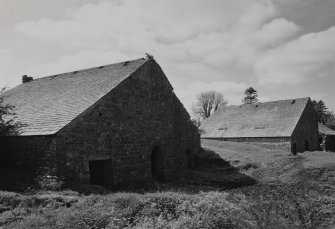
[1,143,335,228]
[2,183,333,229]
[0,191,250,228]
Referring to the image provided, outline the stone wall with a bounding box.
[325,135,335,152]
[207,137,291,151]
[53,60,200,189]
[291,99,319,153]
[0,135,56,190]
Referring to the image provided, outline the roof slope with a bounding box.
[1,58,147,136]
[319,123,335,135]
[200,98,310,138]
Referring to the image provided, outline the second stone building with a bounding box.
[200,98,318,154]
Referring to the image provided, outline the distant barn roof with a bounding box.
[200,98,310,138]
[1,58,147,136]
[319,123,335,135]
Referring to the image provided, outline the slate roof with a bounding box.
[1,58,147,136]
[319,123,335,135]
[200,97,310,138]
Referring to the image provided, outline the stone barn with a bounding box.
[0,58,200,190]
[200,98,318,154]
[319,123,335,152]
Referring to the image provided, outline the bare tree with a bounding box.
[192,91,228,120]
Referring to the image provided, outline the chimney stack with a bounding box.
[22,75,33,84]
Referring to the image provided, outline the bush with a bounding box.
[36,175,64,191]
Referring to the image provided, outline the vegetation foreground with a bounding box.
[1,140,335,229]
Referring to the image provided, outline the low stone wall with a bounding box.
[205,137,291,152]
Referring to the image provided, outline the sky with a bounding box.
[0,0,334,114]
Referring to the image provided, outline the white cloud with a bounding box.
[7,0,335,111]
[0,50,18,88]
[255,26,335,85]
[25,49,133,77]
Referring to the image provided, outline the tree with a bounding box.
[0,87,21,136]
[192,91,228,120]
[242,87,259,104]
[312,100,328,124]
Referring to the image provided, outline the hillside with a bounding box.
[0,140,335,228]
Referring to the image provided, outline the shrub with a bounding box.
[36,175,64,191]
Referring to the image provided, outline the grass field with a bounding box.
[1,139,335,228]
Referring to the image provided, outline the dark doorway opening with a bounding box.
[326,136,335,152]
[185,150,193,169]
[89,159,114,189]
[151,146,164,181]
[292,143,297,155]
[305,140,310,151]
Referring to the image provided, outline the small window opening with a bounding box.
[254,125,266,129]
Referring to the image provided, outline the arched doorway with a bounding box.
[185,150,193,169]
[151,146,164,181]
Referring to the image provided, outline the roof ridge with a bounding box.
[229,97,310,108]
[33,58,147,82]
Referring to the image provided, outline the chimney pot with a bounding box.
[22,75,33,83]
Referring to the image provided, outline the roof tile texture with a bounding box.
[1,58,147,136]
[319,123,335,135]
[200,98,310,138]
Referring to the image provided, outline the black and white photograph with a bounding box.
[0,0,335,228]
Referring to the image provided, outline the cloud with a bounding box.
[255,26,335,85]
[24,49,133,77]
[9,0,335,111]
[0,50,18,88]
[15,0,271,44]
